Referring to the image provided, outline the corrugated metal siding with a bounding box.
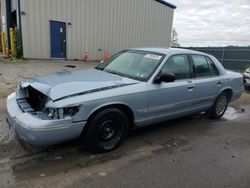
[11,0,16,12]
[20,0,174,59]
[1,0,7,32]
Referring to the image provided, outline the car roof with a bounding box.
[129,47,208,56]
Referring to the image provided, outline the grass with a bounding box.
[0,57,26,64]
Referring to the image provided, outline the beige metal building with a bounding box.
[1,0,176,60]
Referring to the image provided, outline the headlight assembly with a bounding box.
[63,107,79,117]
[46,106,80,119]
[46,108,59,119]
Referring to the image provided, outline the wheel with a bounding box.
[85,108,129,153]
[207,92,229,119]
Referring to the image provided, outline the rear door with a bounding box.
[190,54,222,109]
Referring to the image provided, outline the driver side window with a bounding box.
[161,55,190,80]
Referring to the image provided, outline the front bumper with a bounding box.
[6,92,86,146]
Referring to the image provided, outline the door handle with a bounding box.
[217,81,222,85]
[187,85,195,90]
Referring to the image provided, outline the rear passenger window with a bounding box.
[206,57,219,76]
[192,55,210,77]
[161,55,190,80]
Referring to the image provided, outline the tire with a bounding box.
[207,92,229,119]
[85,108,129,153]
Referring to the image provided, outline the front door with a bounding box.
[50,20,66,58]
[147,55,195,122]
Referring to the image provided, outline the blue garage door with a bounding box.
[50,20,66,58]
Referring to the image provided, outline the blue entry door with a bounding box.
[50,20,66,58]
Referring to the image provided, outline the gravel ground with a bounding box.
[0,60,250,188]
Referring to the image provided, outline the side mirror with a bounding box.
[154,73,176,83]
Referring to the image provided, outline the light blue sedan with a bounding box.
[6,48,243,153]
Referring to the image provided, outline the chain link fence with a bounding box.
[187,47,250,71]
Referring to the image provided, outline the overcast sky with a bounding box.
[167,0,250,47]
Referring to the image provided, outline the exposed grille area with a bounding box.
[17,86,48,113]
[17,98,35,113]
[26,87,48,111]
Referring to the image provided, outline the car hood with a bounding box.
[20,69,139,101]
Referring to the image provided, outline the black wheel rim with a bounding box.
[98,119,121,143]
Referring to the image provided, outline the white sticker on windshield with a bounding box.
[145,54,162,60]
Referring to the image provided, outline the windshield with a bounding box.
[95,50,165,81]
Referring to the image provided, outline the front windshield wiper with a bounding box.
[95,67,104,71]
[104,69,142,81]
[105,69,124,76]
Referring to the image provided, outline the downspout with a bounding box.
[16,0,23,55]
[5,0,11,51]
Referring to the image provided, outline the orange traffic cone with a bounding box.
[104,52,110,60]
[83,52,89,62]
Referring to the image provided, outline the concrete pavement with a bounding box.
[0,60,250,188]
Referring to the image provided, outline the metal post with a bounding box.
[5,0,11,52]
[17,0,23,56]
[221,48,225,64]
[1,32,6,55]
[10,28,15,54]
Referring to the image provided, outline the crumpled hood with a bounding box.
[20,69,139,101]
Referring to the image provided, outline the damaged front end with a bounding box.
[6,82,85,147]
[17,86,48,113]
[16,83,80,120]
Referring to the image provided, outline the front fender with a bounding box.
[72,101,136,123]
